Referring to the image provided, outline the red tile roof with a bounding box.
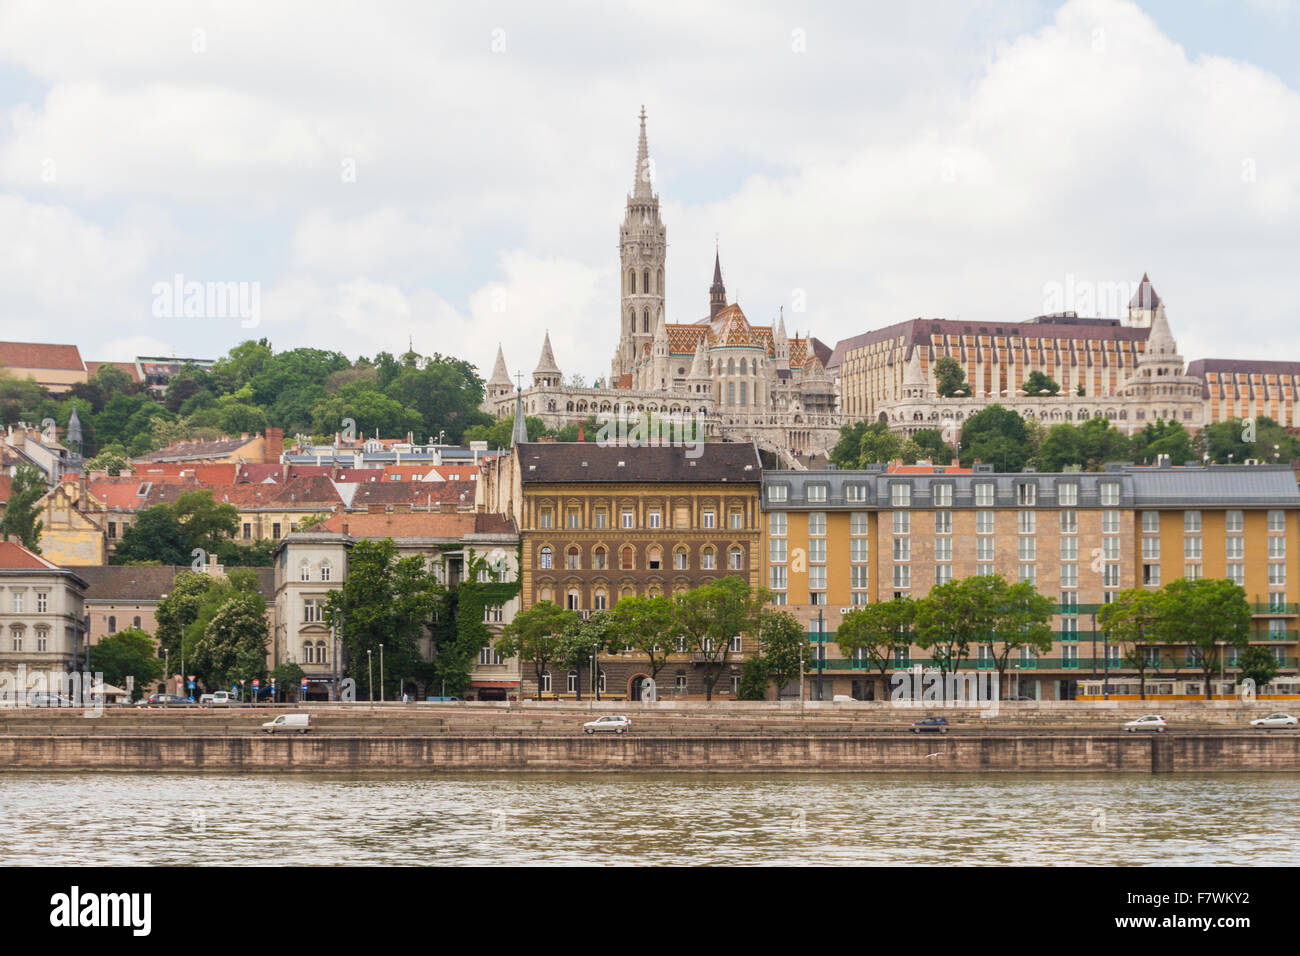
[319,511,511,539]
[0,539,62,570]
[85,360,141,382]
[0,341,85,372]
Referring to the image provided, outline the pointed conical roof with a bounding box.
[487,345,511,387]
[66,400,82,444]
[1129,273,1161,310]
[903,349,927,388]
[653,309,668,343]
[775,309,787,342]
[1144,304,1180,359]
[632,105,653,199]
[689,336,709,378]
[534,332,561,376]
[711,249,724,292]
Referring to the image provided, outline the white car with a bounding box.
[583,715,631,735]
[1124,714,1167,733]
[1250,713,1298,728]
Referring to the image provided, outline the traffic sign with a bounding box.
[253,679,260,687]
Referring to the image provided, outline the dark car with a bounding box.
[139,694,190,708]
[910,716,949,734]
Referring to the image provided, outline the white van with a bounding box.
[262,713,311,734]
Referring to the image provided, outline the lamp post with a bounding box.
[816,608,825,702]
[332,609,345,702]
[379,643,384,703]
[367,649,373,704]
[1101,614,1109,701]
[1091,612,1097,681]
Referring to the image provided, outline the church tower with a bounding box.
[612,106,667,384]
[709,248,727,318]
[1127,273,1161,328]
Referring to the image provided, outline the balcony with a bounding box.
[1252,602,1299,615]
[1253,630,1299,642]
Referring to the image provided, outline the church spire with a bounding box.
[632,105,653,199]
[709,244,727,318]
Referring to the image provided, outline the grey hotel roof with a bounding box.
[762,464,1300,510]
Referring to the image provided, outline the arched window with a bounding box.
[740,382,747,405]
[133,616,141,629]
[729,546,744,570]
[320,560,331,582]
[316,641,327,664]
[657,268,663,294]
[566,546,580,570]
[728,358,736,374]
[598,670,608,694]
[673,547,689,571]
[643,308,650,333]
[300,560,311,582]
[728,383,735,405]
[594,589,607,611]
[302,642,314,664]
[629,269,636,293]
[108,616,116,634]
[643,269,650,294]
[567,589,580,611]
[567,670,579,693]
[648,546,662,570]
[541,670,552,694]
[620,546,635,570]
[740,358,747,374]
[540,547,553,569]
[701,547,716,570]
[593,546,607,570]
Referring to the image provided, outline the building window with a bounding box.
[1225,537,1244,560]
[702,509,715,529]
[770,512,788,536]
[1143,564,1161,586]
[891,484,911,507]
[483,605,504,623]
[808,539,827,563]
[1184,536,1202,559]
[1269,563,1286,586]
[1142,537,1160,560]
[893,565,911,589]
[36,593,47,613]
[1019,564,1036,584]
[1099,482,1120,507]
[320,561,331,582]
[36,633,47,652]
[300,561,311,582]
[620,547,635,571]
[538,508,553,529]
[1018,537,1036,561]
[594,590,607,611]
[809,512,827,536]
[768,485,789,503]
[976,511,993,534]
[593,547,607,570]
[1058,483,1078,507]
[540,671,552,694]
[1227,563,1245,586]
[1226,510,1244,533]
[936,565,953,585]
[977,538,994,562]
[648,509,661,529]
[303,599,324,623]
[850,566,869,590]
[1018,511,1036,534]
[1102,510,1119,534]
[272,523,282,539]
[845,484,867,502]
[1184,510,1201,532]
[1102,537,1119,561]
[850,512,869,536]
[12,593,23,614]
[934,511,952,534]
[242,523,251,540]
[935,538,952,561]
[1141,511,1159,533]
[1016,483,1037,506]
[1184,563,1203,581]
[1102,565,1120,588]
[1061,564,1078,587]
[975,483,994,507]
[1061,537,1078,561]
[893,537,910,561]
[539,547,553,569]
[729,510,743,530]
[648,547,663,571]
[933,484,953,507]
[702,548,716,570]
[892,511,910,535]
[1059,510,1077,534]
[770,566,788,590]
[594,509,608,530]
[729,547,744,571]
[806,485,828,503]
[674,549,689,571]
[566,547,581,570]
[850,538,869,563]
[107,615,115,633]
[567,590,580,611]
[621,510,634,529]
[1268,509,1285,532]
[479,644,504,666]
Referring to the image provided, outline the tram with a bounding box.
[1076,675,1300,701]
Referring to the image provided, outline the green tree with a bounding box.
[960,405,1031,470]
[673,576,769,700]
[983,579,1055,699]
[914,575,1007,689]
[173,489,239,555]
[84,450,129,475]
[1130,419,1194,466]
[736,655,770,700]
[1097,588,1164,699]
[1022,370,1060,396]
[758,609,813,697]
[155,570,221,667]
[829,421,871,470]
[558,612,611,700]
[857,420,901,466]
[933,356,969,397]
[910,428,954,465]
[88,629,164,701]
[606,595,677,687]
[112,506,191,566]
[1156,577,1252,699]
[324,538,441,700]
[1238,645,1280,693]
[191,590,271,689]
[270,661,306,701]
[836,597,915,699]
[0,464,46,552]
[496,601,577,698]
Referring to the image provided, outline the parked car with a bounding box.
[200,691,237,707]
[139,694,190,708]
[1250,713,1298,728]
[910,717,948,734]
[262,713,311,734]
[831,694,856,703]
[583,715,631,734]
[1124,715,1167,732]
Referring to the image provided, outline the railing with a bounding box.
[1254,630,1299,641]
[1252,602,1300,615]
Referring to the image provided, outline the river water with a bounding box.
[2,771,1294,866]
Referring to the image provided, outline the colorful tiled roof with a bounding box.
[0,341,85,372]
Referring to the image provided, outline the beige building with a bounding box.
[0,541,88,698]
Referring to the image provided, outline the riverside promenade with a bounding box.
[1,700,1298,773]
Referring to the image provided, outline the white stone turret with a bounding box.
[486,344,513,405]
[533,332,562,388]
[774,309,790,371]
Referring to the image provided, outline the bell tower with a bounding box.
[612,106,667,384]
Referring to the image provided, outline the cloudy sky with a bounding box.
[1,0,1297,386]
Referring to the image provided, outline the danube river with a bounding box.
[2,771,1295,866]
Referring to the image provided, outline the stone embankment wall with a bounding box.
[2,733,1298,773]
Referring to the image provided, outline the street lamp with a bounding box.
[379,643,384,703]
[367,649,373,704]
[816,608,825,702]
